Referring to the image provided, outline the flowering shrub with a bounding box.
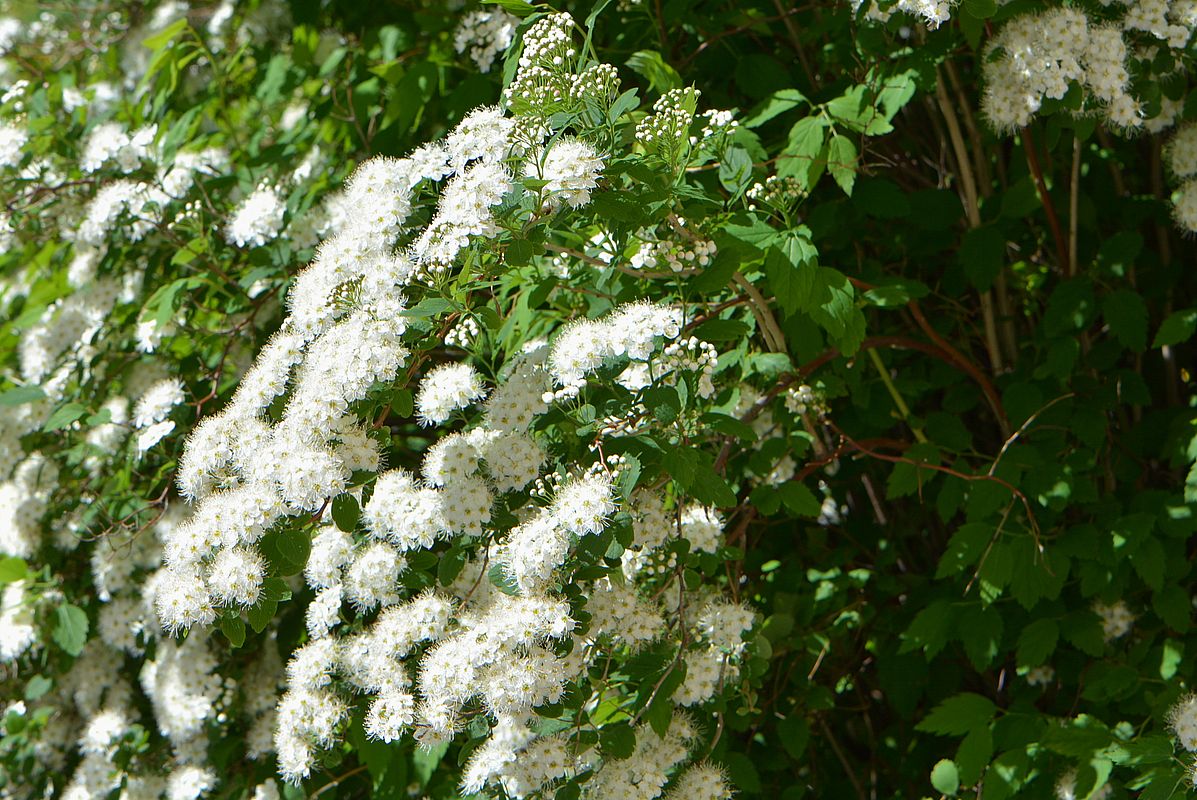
[2,1,1197,799]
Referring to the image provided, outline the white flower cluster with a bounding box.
[1169,694,1197,751]
[528,137,605,210]
[980,2,1197,133]
[546,301,683,396]
[1094,599,1135,641]
[454,8,519,73]
[852,0,955,28]
[80,121,157,173]
[1165,122,1197,232]
[226,183,287,248]
[0,120,27,169]
[416,362,488,426]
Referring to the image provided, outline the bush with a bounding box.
[1,1,1196,798]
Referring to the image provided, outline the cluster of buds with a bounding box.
[663,336,718,398]
[785,384,827,416]
[445,317,481,349]
[629,217,717,273]
[747,174,807,214]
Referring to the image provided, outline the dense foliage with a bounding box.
[1,0,1197,798]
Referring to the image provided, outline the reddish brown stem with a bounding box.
[1020,126,1070,271]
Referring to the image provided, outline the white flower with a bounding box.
[416,363,487,426]
[136,420,176,453]
[530,138,603,210]
[227,184,286,247]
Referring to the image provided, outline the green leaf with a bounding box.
[1153,584,1191,632]
[959,226,1005,292]
[625,50,682,93]
[763,229,819,315]
[778,482,821,517]
[260,529,311,576]
[1102,289,1148,352]
[931,759,960,796]
[956,727,993,787]
[52,604,89,656]
[662,447,699,487]
[141,17,188,51]
[689,461,737,508]
[1016,618,1059,667]
[247,598,278,633]
[827,136,857,195]
[413,738,449,785]
[779,116,828,189]
[936,523,992,578]
[438,548,466,586]
[886,443,941,499]
[392,388,414,419]
[332,494,361,533]
[900,598,954,658]
[778,715,810,760]
[916,693,996,735]
[963,0,998,18]
[0,556,27,583]
[599,722,636,760]
[24,675,51,701]
[0,386,45,407]
[718,146,754,195]
[743,88,807,128]
[43,402,86,432]
[489,563,520,595]
[1153,309,1197,348]
[401,297,455,319]
[1131,535,1166,590]
[483,0,540,16]
[260,577,292,603]
[220,615,246,647]
[694,318,751,342]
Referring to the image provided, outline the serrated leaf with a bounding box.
[1102,289,1148,352]
[779,116,828,188]
[1131,535,1166,590]
[625,50,681,93]
[936,523,991,578]
[827,136,857,195]
[1016,618,1059,667]
[900,598,954,658]
[778,481,821,517]
[743,88,807,128]
[956,727,993,787]
[1153,309,1197,348]
[694,318,751,342]
[599,722,637,760]
[916,693,996,735]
